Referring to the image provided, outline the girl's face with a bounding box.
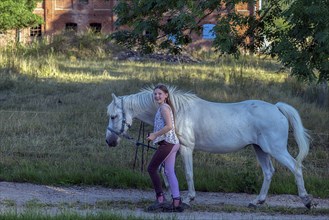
[153,88,168,105]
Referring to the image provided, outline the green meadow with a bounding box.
[0,34,328,202]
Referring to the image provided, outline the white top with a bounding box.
[153,104,179,144]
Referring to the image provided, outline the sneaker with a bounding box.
[147,201,167,212]
[162,197,184,212]
[147,195,168,212]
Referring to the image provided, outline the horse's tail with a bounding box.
[275,102,310,167]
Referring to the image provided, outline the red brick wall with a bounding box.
[0,0,259,47]
[0,0,116,45]
[44,0,115,35]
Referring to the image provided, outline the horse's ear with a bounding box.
[112,93,118,102]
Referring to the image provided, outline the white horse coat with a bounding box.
[105,87,313,208]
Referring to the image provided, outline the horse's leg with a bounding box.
[271,150,314,209]
[249,145,275,208]
[179,145,195,204]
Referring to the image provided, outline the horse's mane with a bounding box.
[142,85,200,113]
[123,85,200,115]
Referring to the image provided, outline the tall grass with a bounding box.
[0,33,328,199]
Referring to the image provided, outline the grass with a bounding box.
[0,33,329,203]
[1,198,329,219]
[0,212,151,220]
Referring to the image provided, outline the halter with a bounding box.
[107,97,132,137]
[106,97,158,172]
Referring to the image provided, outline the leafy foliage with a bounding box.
[111,0,224,54]
[0,0,43,32]
[111,0,269,55]
[269,0,329,83]
[111,0,329,83]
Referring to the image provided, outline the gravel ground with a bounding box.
[1,181,328,219]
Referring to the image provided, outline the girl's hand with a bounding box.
[146,133,156,141]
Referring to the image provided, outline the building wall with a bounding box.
[0,0,116,45]
[188,1,258,49]
[43,0,115,35]
[0,0,258,46]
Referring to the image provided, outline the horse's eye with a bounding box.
[110,115,117,120]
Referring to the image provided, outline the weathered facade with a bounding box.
[0,0,258,45]
[0,0,116,45]
[41,0,116,35]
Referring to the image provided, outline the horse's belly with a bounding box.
[192,124,255,153]
[194,140,248,153]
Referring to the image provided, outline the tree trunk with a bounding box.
[16,29,21,43]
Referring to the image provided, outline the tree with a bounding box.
[111,0,273,54]
[0,0,43,32]
[111,0,224,54]
[269,0,329,83]
[111,0,329,84]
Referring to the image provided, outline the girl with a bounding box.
[146,84,184,212]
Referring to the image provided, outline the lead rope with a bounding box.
[131,121,167,189]
[141,121,145,172]
[133,121,151,172]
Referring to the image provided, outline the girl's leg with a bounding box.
[147,141,175,197]
[162,144,185,212]
[163,144,180,198]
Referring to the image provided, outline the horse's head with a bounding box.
[105,94,133,147]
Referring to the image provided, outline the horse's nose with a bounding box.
[106,137,118,147]
[105,139,113,147]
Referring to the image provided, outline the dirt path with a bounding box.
[1,181,328,219]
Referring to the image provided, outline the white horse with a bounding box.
[105,86,314,208]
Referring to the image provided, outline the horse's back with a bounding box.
[177,99,289,153]
[191,99,284,124]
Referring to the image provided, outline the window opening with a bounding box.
[30,25,42,37]
[79,0,89,4]
[90,23,102,33]
[65,23,78,32]
[202,24,216,39]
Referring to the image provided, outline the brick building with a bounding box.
[0,0,259,45]
[0,0,116,45]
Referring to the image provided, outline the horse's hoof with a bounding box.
[257,200,265,205]
[301,194,315,209]
[182,197,194,206]
[183,197,194,203]
[305,200,318,209]
[248,203,257,209]
[248,200,265,209]
[182,202,191,209]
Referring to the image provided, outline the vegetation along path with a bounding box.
[1,181,329,219]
